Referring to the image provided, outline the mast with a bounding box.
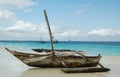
[44,9,55,60]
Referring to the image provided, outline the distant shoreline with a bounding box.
[0,40,120,42]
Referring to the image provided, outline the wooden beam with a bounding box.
[44,9,55,60]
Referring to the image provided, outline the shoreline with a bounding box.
[0,47,120,77]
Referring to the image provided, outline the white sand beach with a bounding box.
[0,47,120,77]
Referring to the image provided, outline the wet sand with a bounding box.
[0,47,120,77]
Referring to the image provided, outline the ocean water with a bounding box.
[0,41,120,56]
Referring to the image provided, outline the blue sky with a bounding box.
[0,0,120,41]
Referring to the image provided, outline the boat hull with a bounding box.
[5,48,101,68]
[26,56,100,67]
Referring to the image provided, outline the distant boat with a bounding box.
[52,36,59,43]
[40,41,45,43]
[40,36,45,43]
[53,40,59,43]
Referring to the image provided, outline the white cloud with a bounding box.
[0,20,54,40]
[6,20,37,31]
[74,9,84,15]
[1,23,120,41]
[87,29,120,36]
[74,3,90,15]
[5,20,49,37]
[0,0,36,26]
[55,28,80,37]
[23,8,32,13]
[0,10,16,22]
[0,10,15,19]
[0,10,16,25]
[0,0,35,9]
[0,20,82,40]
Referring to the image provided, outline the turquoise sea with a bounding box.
[0,41,120,56]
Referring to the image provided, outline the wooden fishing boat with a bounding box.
[5,48,101,68]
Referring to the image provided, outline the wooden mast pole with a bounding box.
[44,9,55,60]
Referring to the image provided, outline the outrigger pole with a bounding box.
[44,9,55,60]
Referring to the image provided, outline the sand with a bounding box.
[0,47,120,77]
